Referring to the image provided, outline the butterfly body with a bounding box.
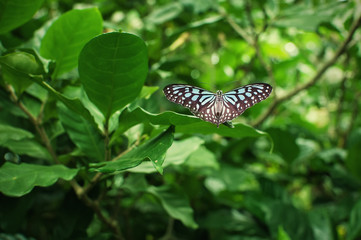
[163,83,272,127]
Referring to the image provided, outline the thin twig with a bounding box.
[222,3,277,95]
[70,180,124,239]
[6,84,124,238]
[252,13,361,126]
[5,84,58,163]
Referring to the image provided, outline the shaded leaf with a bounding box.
[147,185,198,229]
[267,202,315,240]
[30,76,96,126]
[346,129,361,181]
[0,0,44,33]
[201,209,259,233]
[57,102,104,161]
[347,198,361,240]
[267,127,299,162]
[0,162,78,197]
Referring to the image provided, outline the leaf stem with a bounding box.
[5,84,59,163]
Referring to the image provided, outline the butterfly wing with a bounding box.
[163,84,217,123]
[220,83,272,122]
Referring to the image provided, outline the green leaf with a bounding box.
[347,199,361,240]
[176,122,269,138]
[78,32,148,120]
[0,162,78,197]
[128,136,204,174]
[267,202,315,240]
[30,76,96,126]
[40,8,103,77]
[267,127,299,162]
[90,126,174,174]
[116,107,270,139]
[0,124,34,144]
[278,226,292,240]
[272,1,348,31]
[201,209,258,232]
[147,185,198,229]
[1,139,51,160]
[57,102,105,161]
[308,209,333,240]
[0,0,44,34]
[204,165,258,195]
[346,129,361,181]
[163,136,204,165]
[0,124,50,160]
[185,146,219,171]
[146,2,183,25]
[0,51,44,94]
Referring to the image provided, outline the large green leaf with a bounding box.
[0,0,44,33]
[116,107,270,139]
[147,185,198,229]
[90,126,174,174]
[78,32,148,120]
[0,162,78,197]
[40,8,103,77]
[57,102,104,161]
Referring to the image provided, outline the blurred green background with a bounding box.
[1,0,361,239]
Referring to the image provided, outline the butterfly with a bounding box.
[163,83,272,127]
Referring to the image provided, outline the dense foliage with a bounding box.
[1,0,361,239]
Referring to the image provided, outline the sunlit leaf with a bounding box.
[90,126,174,174]
[40,8,103,77]
[79,32,148,120]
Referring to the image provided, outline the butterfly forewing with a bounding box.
[221,83,272,122]
[163,84,215,114]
